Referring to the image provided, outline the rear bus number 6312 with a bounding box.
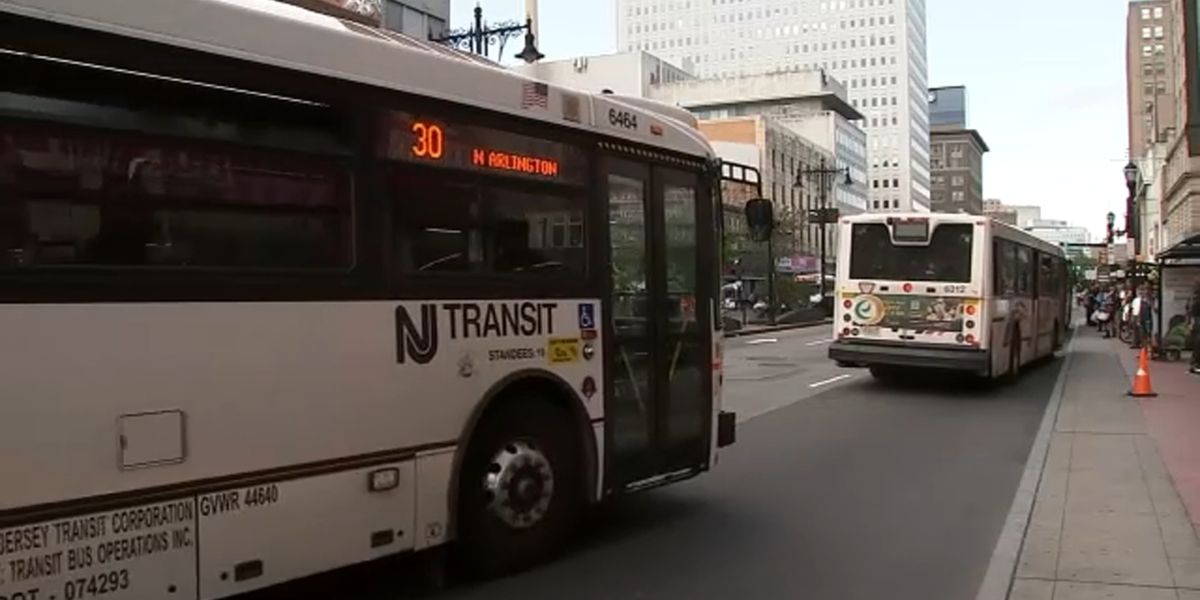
[943,284,967,294]
[63,570,130,599]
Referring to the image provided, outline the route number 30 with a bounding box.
[410,121,444,160]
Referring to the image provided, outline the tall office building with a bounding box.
[928,85,966,128]
[928,86,987,215]
[617,0,931,212]
[1125,1,1178,161]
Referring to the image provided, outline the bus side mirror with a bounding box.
[744,198,774,242]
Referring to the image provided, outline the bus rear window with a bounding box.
[849,223,974,282]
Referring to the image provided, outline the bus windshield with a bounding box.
[849,223,974,282]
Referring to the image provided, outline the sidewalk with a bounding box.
[1005,325,1200,600]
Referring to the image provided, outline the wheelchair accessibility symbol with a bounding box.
[578,303,595,330]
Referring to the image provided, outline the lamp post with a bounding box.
[1123,161,1140,257]
[432,5,543,63]
[795,157,852,303]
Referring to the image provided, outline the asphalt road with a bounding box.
[252,326,1062,600]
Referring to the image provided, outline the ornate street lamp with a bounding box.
[1122,161,1140,255]
[795,158,852,302]
[433,6,542,63]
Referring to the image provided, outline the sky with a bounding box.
[450,0,1131,238]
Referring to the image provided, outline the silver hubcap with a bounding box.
[483,440,554,529]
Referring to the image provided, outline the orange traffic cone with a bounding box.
[1128,347,1158,397]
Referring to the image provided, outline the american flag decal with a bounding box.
[521,82,549,109]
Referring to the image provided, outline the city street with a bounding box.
[253,326,1064,600]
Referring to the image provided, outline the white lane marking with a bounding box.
[805,338,834,346]
[745,337,779,345]
[808,374,853,388]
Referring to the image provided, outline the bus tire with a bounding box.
[456,396,582,577]
[868,365,895,381]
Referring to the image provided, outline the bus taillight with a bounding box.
[965,304,977,316]
[965,334,977,344]
[902,283,913,293]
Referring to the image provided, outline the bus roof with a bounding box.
[840,212,1066,257]
[0,0,716,161]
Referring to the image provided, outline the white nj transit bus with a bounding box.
[829,213,1069,380]
[0,1,735,597]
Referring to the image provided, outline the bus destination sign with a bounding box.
[379,111,587,185]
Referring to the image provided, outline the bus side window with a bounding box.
[1038,255,1056,299]
[994,240,1016,297]
[1016,246,1033,296]
[391,171,587,276]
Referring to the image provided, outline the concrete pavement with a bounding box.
[722,325,860,422]
[989,325,1200,600]
[247,325,1064,600]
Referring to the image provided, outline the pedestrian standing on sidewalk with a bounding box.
[1189,282,1200,374]
[1085,285,1097,324]
[1099,287,1118,338]
[1138,285,1156,352]
[1130,287,1143,348]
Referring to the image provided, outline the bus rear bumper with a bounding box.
[829,340,988,372]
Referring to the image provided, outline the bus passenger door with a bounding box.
[602,159,712,489]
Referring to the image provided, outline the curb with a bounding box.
[974,326,1078,600]
[723,319,832,338]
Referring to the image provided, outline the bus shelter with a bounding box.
[1155,233,1200,355]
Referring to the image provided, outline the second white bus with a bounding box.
[829,213,1069,380]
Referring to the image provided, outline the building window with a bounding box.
[951,175,965,186]
[1143,45,1154,57]
[1154,6,1163,18]
[1142,7,1151,19]
[1143,27,1152,39]
[952,190,965,202]
[1155,26,1164,39]
[893,178,900,188]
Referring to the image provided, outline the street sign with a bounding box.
[807,207,840,224]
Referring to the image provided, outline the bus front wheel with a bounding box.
[456,397,582,577]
